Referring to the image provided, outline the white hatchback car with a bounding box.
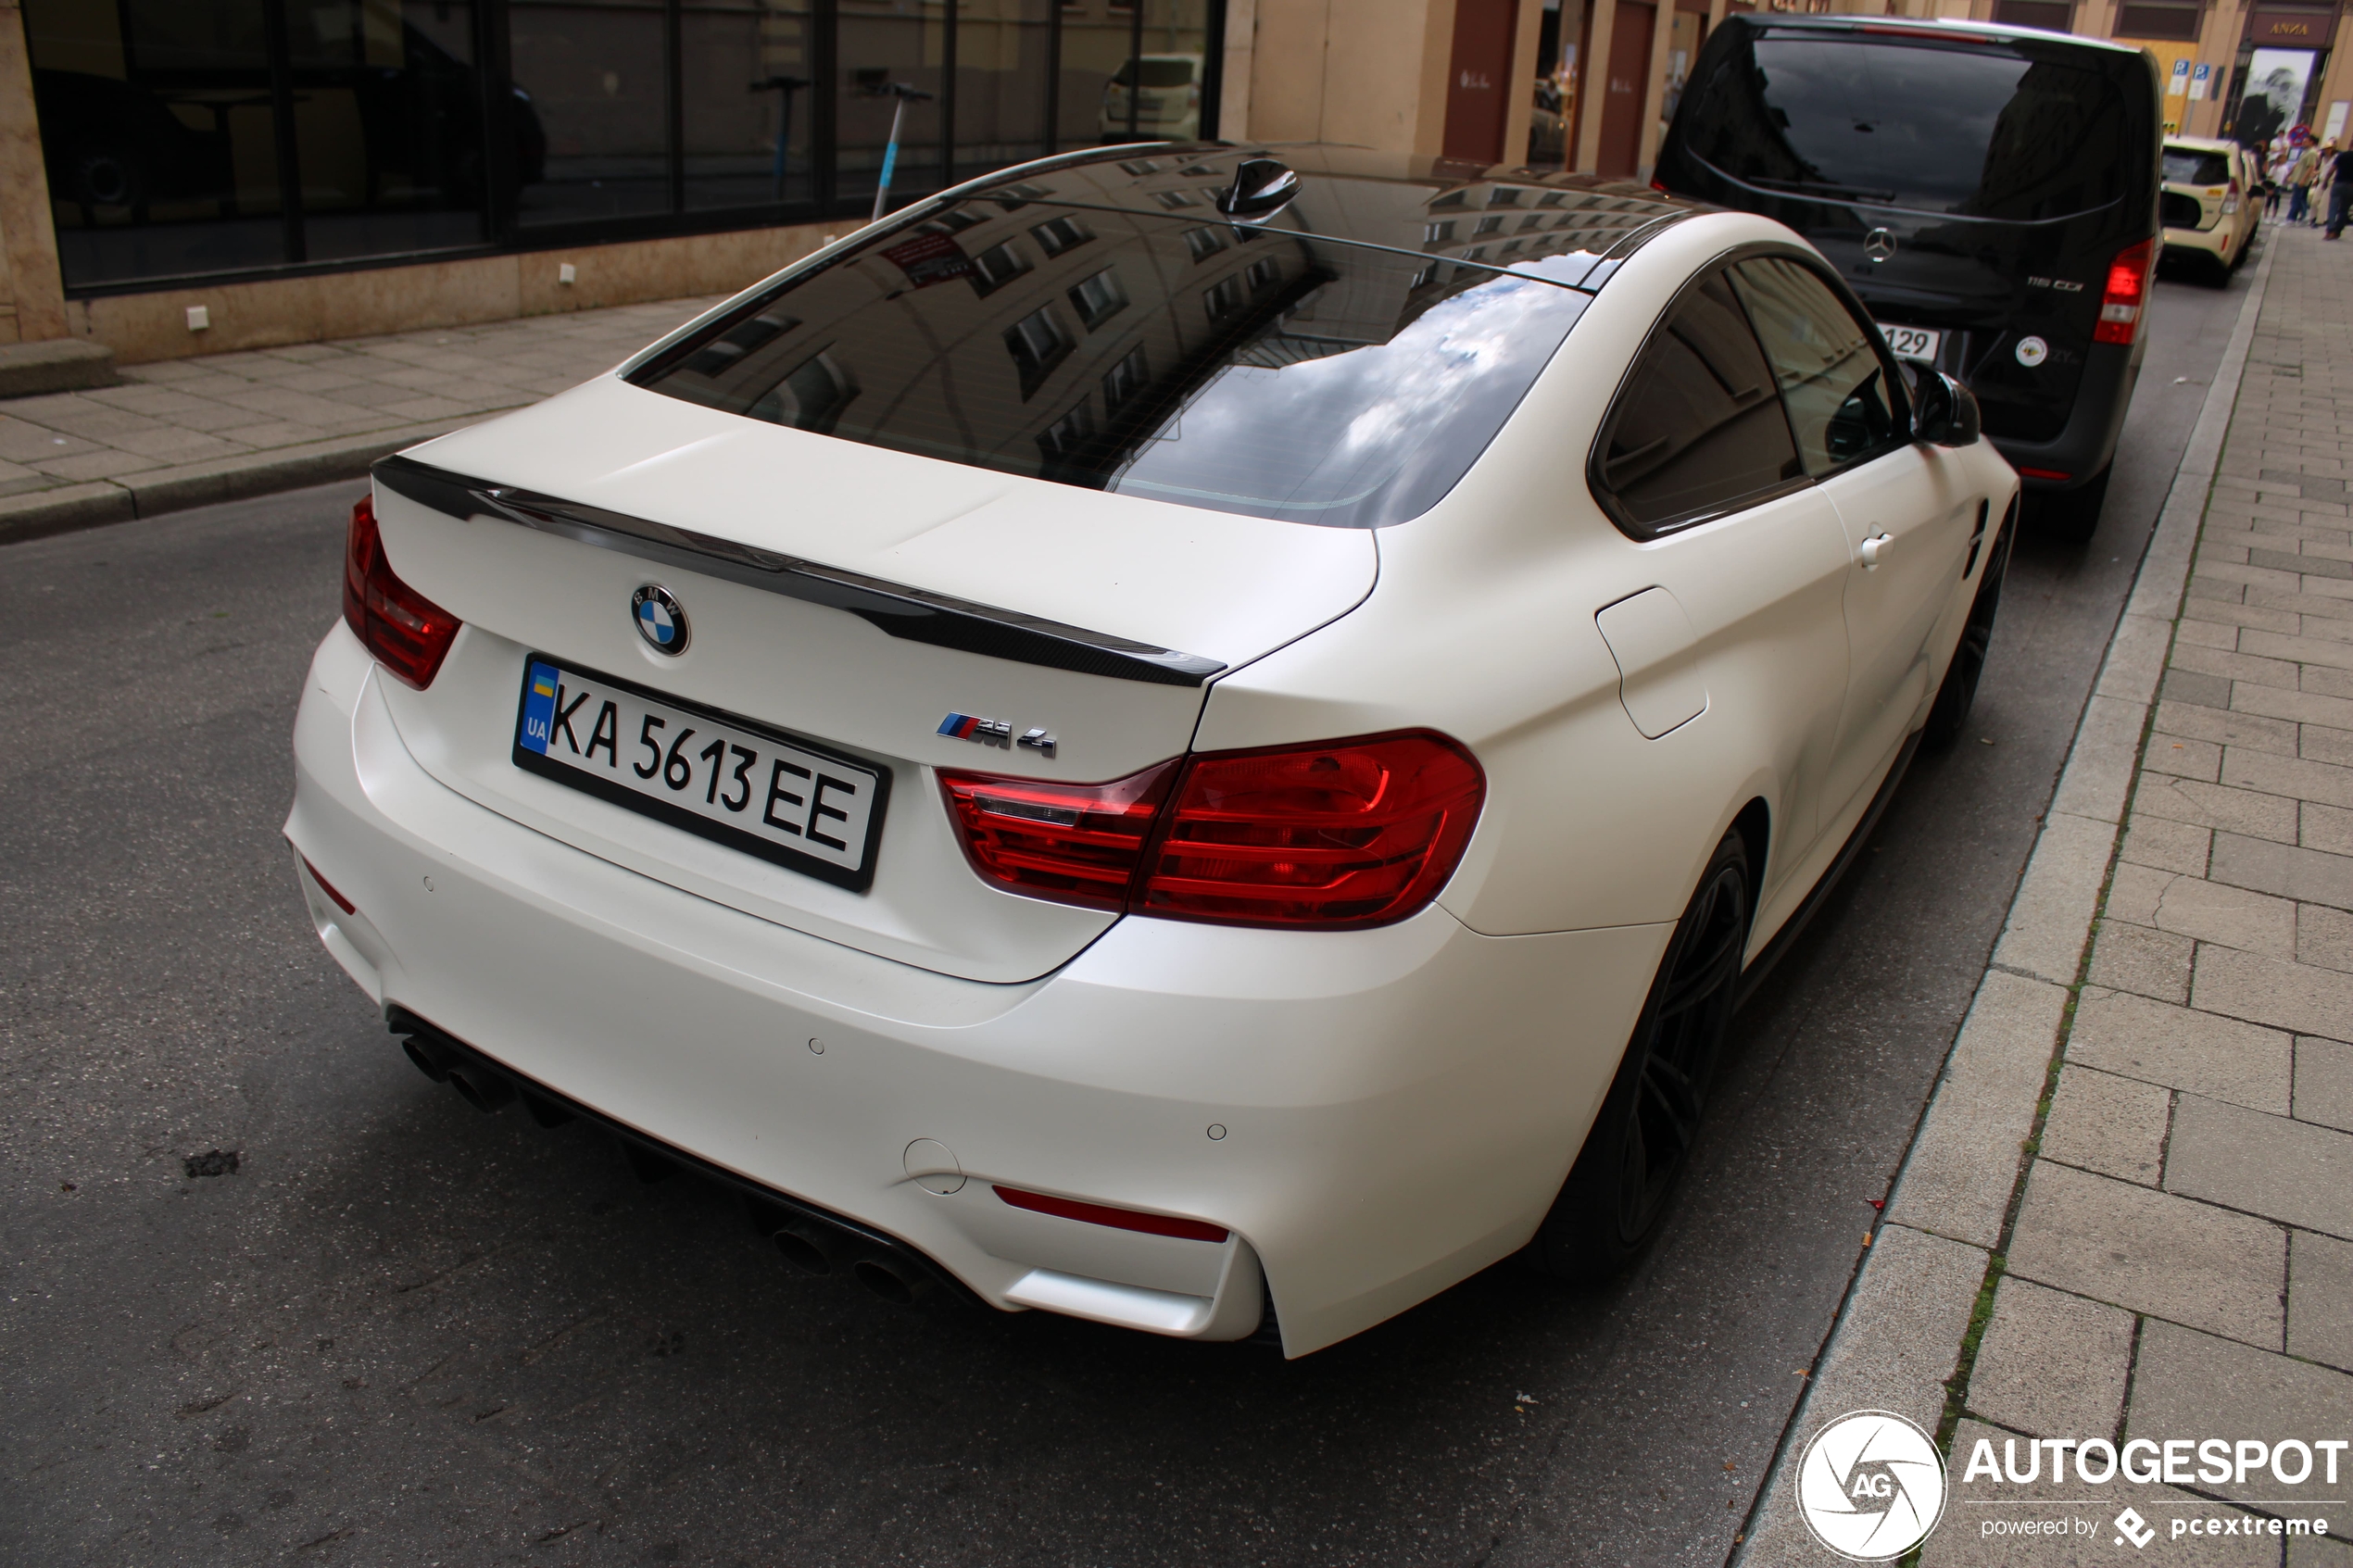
[290,145,2017,1357]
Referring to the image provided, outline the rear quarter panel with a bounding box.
[1195,214,1852,938]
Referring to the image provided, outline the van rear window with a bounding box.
[2163,148,2233,186]
[628,201,1592,528]
[1680,36,2133,221]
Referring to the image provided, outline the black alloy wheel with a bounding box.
[1923,507,2017,749]
[1532,829,1751,1282]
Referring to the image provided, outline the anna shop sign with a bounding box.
[2249,6,2337,42]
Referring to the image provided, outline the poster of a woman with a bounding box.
[2237,48,2317,148]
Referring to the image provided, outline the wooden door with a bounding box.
[1596,0,1655,177]
[1444,0,1520,164]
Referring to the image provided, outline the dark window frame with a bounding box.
[1586,250,1811,542]
[1729,251,1914,479]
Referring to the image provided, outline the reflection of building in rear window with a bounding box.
[1488,186,1524,207]
[2162,148,2233,185]
[630,202,1594,528]
[931,208,986,233]
[1183,226,1227,261]
[970,242,1032,295]
[682,311,799,377]
[1038,398,1093,463]
[1154,189,1202,209]
[1680,36,2129,220]
[1101,346,1149,411]
[1068,268,1128,329]
[1474,215,1504,234]
[1426,220,1456,243]
[1119,158,1164,176]
[990,182,1051,207]
[1004,306,1073,396]
[746,350,858,434]
[1032,216,1094,257]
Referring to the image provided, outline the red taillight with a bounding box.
[938,759,1179,909]
[938,730,1486,930]
[1139,732,1486,927]
[344,493,460,689]
[2094,239,2152,345]
[995,1185,1229,1243]
[2017,466,2071,481]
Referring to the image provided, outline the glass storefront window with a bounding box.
[27,0,296,285]
[836,0,947,213]
[292,0,492,263]
[510,0,673,226]
[953,0,1052,186]
[23,0,1225,289]
[684,0,816,210]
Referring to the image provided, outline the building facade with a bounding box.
[0,0,2338,366]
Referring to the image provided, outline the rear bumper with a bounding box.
[1989,335,2145,492]
[2163,221,2232,257]
[286,622,1669,1356]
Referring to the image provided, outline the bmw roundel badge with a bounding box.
[632,584,688,655]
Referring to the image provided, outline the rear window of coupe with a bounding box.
[627,199,1593,529]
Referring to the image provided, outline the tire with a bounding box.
[1922,508,2016,750]
[2032,463,2108,546]
[1529,829,1751,1283]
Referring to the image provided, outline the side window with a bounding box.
[1592,269,1804,538]
[1730,257,1907,476]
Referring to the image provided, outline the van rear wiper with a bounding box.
[1751,176,1902,202]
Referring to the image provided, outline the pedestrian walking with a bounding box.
[2267,145,2291,216]
[2290,142,2322,223]
[2327,139,2353,237]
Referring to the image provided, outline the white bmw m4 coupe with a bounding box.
[288,144,2018,1357]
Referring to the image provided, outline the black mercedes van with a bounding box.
[1655,18,2162,538]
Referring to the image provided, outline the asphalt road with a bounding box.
[0,264,2251,1568]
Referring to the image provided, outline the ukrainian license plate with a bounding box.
[512,657,888,892]
[1877,322,1942,362]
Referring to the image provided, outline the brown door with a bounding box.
[1444,0,1520,164]
[1597,0,1655,177]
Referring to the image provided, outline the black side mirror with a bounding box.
[1217,157,1300,222]
[1912,370,1982,447]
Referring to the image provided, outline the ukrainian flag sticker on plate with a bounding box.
[519,660,560,755]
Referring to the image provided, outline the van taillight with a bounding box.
[344,493,460,689]
[2094,240,2152,345]
[939,731,1486,930]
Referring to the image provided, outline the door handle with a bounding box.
[1859,532,1893,569]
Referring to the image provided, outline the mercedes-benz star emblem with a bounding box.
[632,584,689,655]
[1863,228,1898,264]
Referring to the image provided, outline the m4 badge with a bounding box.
[937,712,1056,758]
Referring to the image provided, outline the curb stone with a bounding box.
[0,414,492,546]
[1729,235,2281,1567]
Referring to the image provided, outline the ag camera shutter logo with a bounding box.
[1794,1410,1948,1561]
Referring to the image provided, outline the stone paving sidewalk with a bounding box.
[0,295,721,540]
[1740,223,2353,1568]
[1932,226,2353,1564]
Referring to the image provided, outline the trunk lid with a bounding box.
[365,376,1378,983]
